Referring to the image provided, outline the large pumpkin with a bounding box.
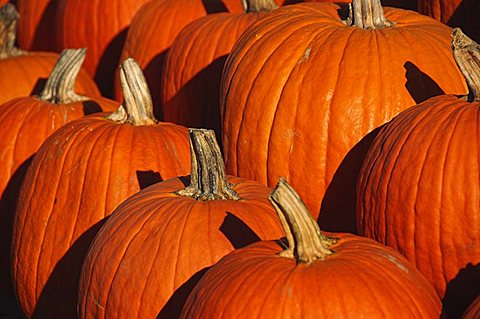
[0,48,116,303]
[418,0,480,42]
[181,179,442,318]
[55,0,150,96]
[356,29,480,318]
[11,59,191,318]
[0,4,99,105]
[161,0,277,137]
[78,129,284,318]
[221,0,467,232]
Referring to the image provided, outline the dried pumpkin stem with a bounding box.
[452,28,480,102]
[0,3,24,59]
[243,0,278,13]
[106,58,157,126]
[38,48,88,104]
[269,179,336,264]
[346,0,393,29]
[176,129,241,201]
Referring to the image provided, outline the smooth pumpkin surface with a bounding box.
[181,180,442,318]
[11,60,191,318]
[78,129,284,318]
[221,1,467,231]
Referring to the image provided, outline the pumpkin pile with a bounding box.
[0,0,478,318]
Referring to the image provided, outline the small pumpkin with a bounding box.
[356,29,480,318]
[161,0,277,137]
[78,129,284,318]
[181,179,442,318]
[11,59,191,318]
[0,4,99,106]
[220,0,467,232]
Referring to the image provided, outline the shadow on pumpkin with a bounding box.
[32,218,107,318]
[95,28,129,98]
[0,156,33,307]
[404,62,445,104]
[136,170,162,190]
[318,126,383,234]
[24,0,61,51]
[156,211,262,318]
[162,54,228,145]
[442,262,480,319]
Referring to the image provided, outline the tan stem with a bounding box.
[244,0,277,12]
[346,0,393,29]
[176,129,241,201]
[269,179,336,264]
[38,49,87,104]
[0,3,24,59]
[452,28,480,102]
[106,58,157,126]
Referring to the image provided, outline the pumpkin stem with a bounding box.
[38,48,88,104]
[269,178,336,264]
[452,28,480,102]
[345,0,394,29]
[0,3,24,59]
[106,58,157,126]
[243,0,278,13]
[176,129,241,201]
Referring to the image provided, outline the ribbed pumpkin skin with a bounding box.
[162,12,266,136]
[78,177,283,318]
[0,52,100,106]
[113,0,235,113]
[0,96,116,301]
[221,3,467,226]
[357,95,480,301]
[55,0,150,96]
[181,233,442,318]
[12,116,190,318]
[16,0,58,51]
[418,0,480,42]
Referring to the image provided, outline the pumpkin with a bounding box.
[112,0,238,115]
[181,179,442,318]
[11,59,191,318]
[356,29,480,318]
[161,0,277,138]
[0,4,99,105]
[418,0,480,42]
[78,129,284,318]
[16,0,59,51]
[55,0,150,96]
[220,0,467,233]
[463,296,480,319]
[0,48,117,303]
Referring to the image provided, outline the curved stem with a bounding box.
[176,129,241,201]
[345,0,393,29]
[38,48,87,104]
[244,0,278,13]
[452,28,480,102]
[106,58,157,126]
[269,179,336,264]
[0,3,24,59]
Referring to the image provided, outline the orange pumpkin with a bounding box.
[181,179,442,318]
[162,0,277,137]
[357,29,480,318]
[11,59,190,318]
[221,0,467,232]
[78,129,284,318]
[0,4,99,105]
[0,48,117,302]
[55,0,150,96]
